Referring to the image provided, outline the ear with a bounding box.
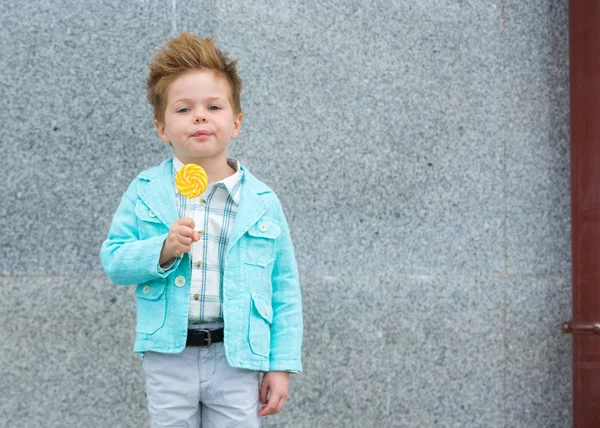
[154,119,171,144]
[230,113,243,139]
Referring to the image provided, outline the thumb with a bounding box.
[192,231,200,242]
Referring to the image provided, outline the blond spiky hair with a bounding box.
[147,32,243,123]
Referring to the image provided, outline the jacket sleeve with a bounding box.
[269,199,303,372]
[100,179,181,286]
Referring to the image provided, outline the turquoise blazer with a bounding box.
[100,158,303,372]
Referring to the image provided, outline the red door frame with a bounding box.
[565,1,600,426]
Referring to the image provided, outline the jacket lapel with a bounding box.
[226,164,269,254]
[137,158,180,227]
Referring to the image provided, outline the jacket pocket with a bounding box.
[135,279,168,334]
[243,217,281,267]
[135,202,166,238]
[249,293,273,358]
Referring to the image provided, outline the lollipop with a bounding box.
[175,164,208,198]
[175,164,208,242]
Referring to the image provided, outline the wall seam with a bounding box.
[211,0,216,36]
[0,273,571,280]
[171,0,177,35]
[501,0,509,427]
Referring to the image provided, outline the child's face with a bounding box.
[154,69,242,165]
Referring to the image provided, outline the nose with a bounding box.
[194,112,207,123]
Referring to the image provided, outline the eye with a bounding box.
[208,105,221,111]
[176,107,190,113]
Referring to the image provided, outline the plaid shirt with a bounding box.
[172,156,243,325]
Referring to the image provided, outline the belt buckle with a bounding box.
[198,329,212,347]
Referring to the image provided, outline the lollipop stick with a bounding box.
[175,163,208,257]
[186,198,190,255]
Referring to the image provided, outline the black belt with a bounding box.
[186,328,224,347]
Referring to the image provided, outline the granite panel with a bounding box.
[1,274,505,427]
[175,0,214,35]
[505,0,571,274]
[263,274,505,428]
[0,0,211,276]
[505,276,572,427]
[215,1,506,276]
[0,276,147,427]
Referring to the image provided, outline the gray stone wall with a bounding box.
[1,1,571,427]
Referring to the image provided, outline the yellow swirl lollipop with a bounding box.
[175,164,208,198]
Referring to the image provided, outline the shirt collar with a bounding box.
[172,156,244,204]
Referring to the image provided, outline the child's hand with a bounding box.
[159,217,200,264]
[259,371,290,417]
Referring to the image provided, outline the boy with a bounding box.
[100,32,303,428]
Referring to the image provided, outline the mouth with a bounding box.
[192,130,212,138]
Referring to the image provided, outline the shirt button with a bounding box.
[142,285,151,294]
[259,223,268,232]
[174,276,186,287]
[194,293,200,300]
[148,210,156,218]
[196,261,202,267]
[265,306,271,315]
[197,230,204,236]
[200,198,206,204]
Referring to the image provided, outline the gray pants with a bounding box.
[142,343,261,428]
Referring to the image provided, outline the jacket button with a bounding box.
[259,223,268,232]
[148,210,156,218]
[142,285,150,294]
[175,276,186,287]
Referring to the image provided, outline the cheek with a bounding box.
[220,120,234,133]
[165,120,184,137]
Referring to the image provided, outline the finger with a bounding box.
[259,404,273,417]
[178,216,195,229]
[259,402,277,417]
[176,234,193,246]
[259,393,280,417]
[192,231,200,242]
[176,225,195,237]
[259,377,269,404]
[175,243,192,256]
[174,240,192,255]
[275,396,286,414]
